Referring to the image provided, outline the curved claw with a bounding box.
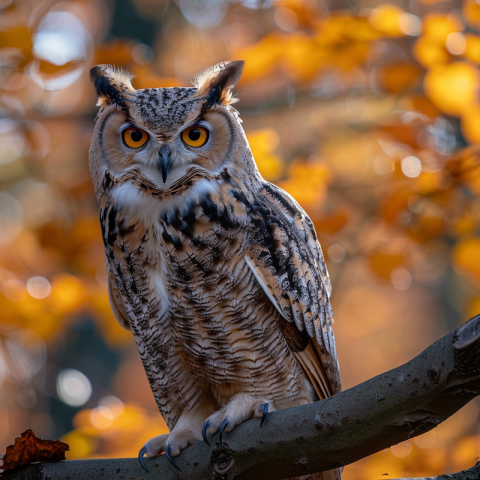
[138,446,149,472]
[219,419,229,443]
[202,420,211,447]
[165,445,181,471]
[260,402,269,427]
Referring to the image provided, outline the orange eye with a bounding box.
[182,126,209,148]
[123,128,149,148]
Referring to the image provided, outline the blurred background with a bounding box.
[1,0,480,478]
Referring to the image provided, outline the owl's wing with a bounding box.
[106,259,131,330]
[244,182,341,397]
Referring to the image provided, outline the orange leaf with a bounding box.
[369,251,404,280]
[381,187,412,223]
[36,60,78,75]
[2,429,69,473]
[406,215,444,243]
[377,63,422,94]
[407,95,439,118]
[315,211,349,234]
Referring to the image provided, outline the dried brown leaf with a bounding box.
[1,429,69,474]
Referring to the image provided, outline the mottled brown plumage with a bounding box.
[89,61,341,479]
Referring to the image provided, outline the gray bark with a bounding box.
[3,314,480,480]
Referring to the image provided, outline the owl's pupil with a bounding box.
[188,129,201,141]
[130,130,143,142]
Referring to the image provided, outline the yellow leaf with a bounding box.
[463,0,480,30]
[413,37,450,68]
[343,16,382,41]
[234,34,284,83]
[62,432,95,460]
[453,236,480,282]
[282,34,324,82]
[424,62,480,117]
[468,296,480,318]
[277,158,330,212]
[461,105,480,144]
[369,4,405,37]
[49,274,86,316]
[247,129,285,181]
[422,13,463,43]
[464,34,480,63]
[451,212,477,236]
[247,128,279,151]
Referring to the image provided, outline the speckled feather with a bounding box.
[89,61,341,479]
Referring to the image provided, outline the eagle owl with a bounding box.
[89,60,341,479]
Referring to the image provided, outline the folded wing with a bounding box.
[244,182,341,398]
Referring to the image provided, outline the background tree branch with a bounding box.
[3,314,480,480]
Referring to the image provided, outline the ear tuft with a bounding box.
[192,60,244,106]
[90,65,135,107]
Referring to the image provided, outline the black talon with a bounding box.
[219,419,229,443]
[260,402,269,427]
[202,420,211,447]
[165,445,181,471]
[138,446,149,472]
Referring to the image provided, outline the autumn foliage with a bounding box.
[1,0,480,478]
[1,430,68,474]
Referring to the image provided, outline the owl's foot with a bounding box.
[202,393,272,444]
[138,428,198,472]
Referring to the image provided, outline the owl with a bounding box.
[89,60,342,480]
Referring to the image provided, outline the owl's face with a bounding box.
[89,61,251,196]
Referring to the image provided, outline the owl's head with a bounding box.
[89,61,257,202]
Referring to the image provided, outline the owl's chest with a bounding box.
[156,201,266,351]
[159,207,249,309]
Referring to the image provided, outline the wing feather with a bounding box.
[293,343,331,399]
[107,260,131,330]
[245,182,341,396]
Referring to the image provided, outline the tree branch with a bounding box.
[3,315,480,480]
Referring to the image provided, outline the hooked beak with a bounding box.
[158,143,172,183]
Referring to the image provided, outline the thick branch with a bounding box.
[3,315,480,480]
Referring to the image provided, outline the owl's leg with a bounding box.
[202,393,272,444]
[138,396,216,472]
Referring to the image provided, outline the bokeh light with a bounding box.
[57,369,92,407]
[26,276,51,299]
[401,155,422,178]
